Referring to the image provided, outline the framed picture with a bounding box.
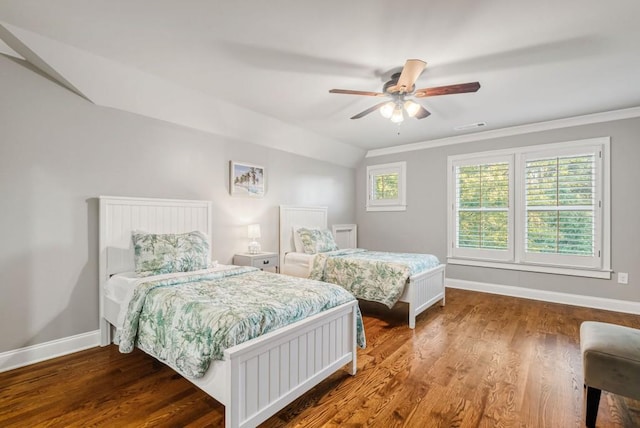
[230,161,265,197]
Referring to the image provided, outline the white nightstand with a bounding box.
[233,252,279,273]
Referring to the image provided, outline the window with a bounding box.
[366,162,406,211]
[453,155,513,262]
[448,138,610,278]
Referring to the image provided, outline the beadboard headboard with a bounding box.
[98,196,212,278]
[279,205,328,267]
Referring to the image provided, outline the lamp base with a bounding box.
[248,241,261,254]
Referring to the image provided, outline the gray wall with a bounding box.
[357,117,640,303]
[0,55,356,353]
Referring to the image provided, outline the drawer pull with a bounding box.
[263,260,270,265]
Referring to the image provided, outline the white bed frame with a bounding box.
[279,205,445,329]
[99,196,359,428]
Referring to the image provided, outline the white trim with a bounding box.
[447,136,609,162]
[366,161,407,212]
[447,258,611,279]
[516,142,605,270]
[365,205,407,212]
[446,278,640,315]
[367,106,640,158]
[0,330,100,373]
[448,154,514,262]
[601,140,612,273]
[447,137,610,274]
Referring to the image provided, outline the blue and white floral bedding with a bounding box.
[115,266,366,379]
[309,249,440,309]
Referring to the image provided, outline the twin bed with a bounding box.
[279,205,446,329]
[98,197,445,428]
[99,196,362,428]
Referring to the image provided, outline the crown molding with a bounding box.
[366,106,640,158]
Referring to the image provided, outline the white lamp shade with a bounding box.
[404,100,421,117]
[390,106,404,123]
[379,101,395,119]
[248,224,261,239]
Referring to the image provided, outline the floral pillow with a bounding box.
[132,230,210,277]
[296,227,339,254]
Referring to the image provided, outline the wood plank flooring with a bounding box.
[2,288,640,427]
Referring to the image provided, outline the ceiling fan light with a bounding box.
[390,106,404,123]
[404,100,421,117]
[379,101,395,119]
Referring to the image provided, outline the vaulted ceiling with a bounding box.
[2,1,640,167]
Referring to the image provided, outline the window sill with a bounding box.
[366,205,407,212]
[447,258,612,279]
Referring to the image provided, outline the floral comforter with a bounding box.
[309,249,440,308]
[116,266,366,378]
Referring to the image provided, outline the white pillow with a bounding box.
[295,227,339,254]
[292,225,305,253]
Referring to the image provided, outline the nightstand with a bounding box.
[233,252,279,273]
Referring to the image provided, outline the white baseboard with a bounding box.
[446,278,640,315]
[0,330,100,373]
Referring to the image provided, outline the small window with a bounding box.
[366,162,406,212]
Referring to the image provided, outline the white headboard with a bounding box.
[279,205,328,267]
[98,196,212,345]
[99,196,212,278]
[332,224,358,249]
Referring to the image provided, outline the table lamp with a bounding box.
[248,224,261,254]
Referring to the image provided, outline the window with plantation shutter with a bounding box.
[452,156,513,261]
[519,145,602,269]
[448,137,610,278]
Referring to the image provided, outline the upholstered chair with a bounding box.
[580,321,640,427]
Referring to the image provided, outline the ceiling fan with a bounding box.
[329,59,480,123]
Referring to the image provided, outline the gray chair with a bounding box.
[580,321,640,427]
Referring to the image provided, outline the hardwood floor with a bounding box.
[2,288,640,427]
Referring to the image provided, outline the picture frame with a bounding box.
[229,161,265,197]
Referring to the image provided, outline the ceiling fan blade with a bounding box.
[329,89,386,97]
[350,101,389,119]
[414,82,481,98]
[387,59,426,93]
[414,105,431,119]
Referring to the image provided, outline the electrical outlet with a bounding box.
[618,272,629,284]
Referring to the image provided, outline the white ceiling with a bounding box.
[2,0,640,158]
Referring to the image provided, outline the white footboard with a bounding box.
[103,299,358,428]
[222,301,358,428]
[399,264,446,329]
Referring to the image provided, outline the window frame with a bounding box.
[447,137,611,279]
[366,161,407,212]
[516,144,604,270]
[450,154,515,262]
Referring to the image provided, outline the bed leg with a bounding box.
[349,305,358,375]
[348,355,357,376]
[440,271,446,307]
[100,318,112,346]
[408,300,416,329]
